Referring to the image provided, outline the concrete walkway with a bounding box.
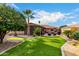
[61,41,79,56]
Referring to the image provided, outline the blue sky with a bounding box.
[14,3,79,12]
[11,3,79,27]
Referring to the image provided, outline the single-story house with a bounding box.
[25,23,61,35]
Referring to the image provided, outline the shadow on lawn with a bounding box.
[1,38,62,56]
[28,40,62,56]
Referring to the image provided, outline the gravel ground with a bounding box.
[0,40,22,53]
[0,34,33,53]
[0,34,23,53]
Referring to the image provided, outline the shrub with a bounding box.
[33,27,41,36]
[63,30,72,38]
[73,31,79,40]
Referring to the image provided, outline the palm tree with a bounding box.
[23,9,34,36]
[38,20,41,36]
[38,20,40,24]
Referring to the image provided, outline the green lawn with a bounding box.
[7,37,25,41]
[1,36,66,56]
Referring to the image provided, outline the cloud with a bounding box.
[67,21,78,26]
[66,8,79,15]
[6,4,79,26]
[65,15,76,19]
[31,10,65,25]
[64,8,79,20]
[31,9,79,25]
[71,22,77,24]
[51,12,65,21]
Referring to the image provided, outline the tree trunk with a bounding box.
[27,25,30,36]
[24,24,27,35]
[0,31,6,43]
[14,31,17,36]
[27,17,30,36]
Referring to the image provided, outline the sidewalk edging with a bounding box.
[61,42,69,56]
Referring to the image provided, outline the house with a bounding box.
[61,24,79,33]
[69,24,79,32]
[61,26,71,33]
[28,23,43,35]
[26,23,61,35]
[42,25,61,35]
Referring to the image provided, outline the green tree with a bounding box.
[63,30,72,38]
[73,31,79,40]
[60,25,67,28]
[11,10,26,36]
[23,9,34,36]
[0,4,26,43]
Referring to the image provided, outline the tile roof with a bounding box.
[29,23,56,29]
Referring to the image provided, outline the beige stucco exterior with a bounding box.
[61,24,79,33]
[61,27,71,33]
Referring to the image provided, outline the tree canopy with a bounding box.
[0,4,26,43]
[0,4,26,31]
